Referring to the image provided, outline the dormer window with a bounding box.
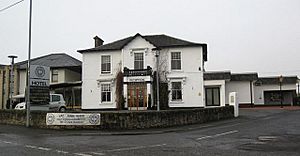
[134,53,144,70]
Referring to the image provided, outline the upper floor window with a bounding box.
[134,53,144,70]
[101,55,111,74]
[171,82,182,101]
[52,70,58,82]
[171,52,181,70]
[101,83,111,102]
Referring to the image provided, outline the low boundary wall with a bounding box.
[0,106,234,130]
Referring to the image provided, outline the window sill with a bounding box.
[100,102,113,105]
[170,100,184,104]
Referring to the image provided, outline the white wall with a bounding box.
[225,81,254,104]
[81,50,122,109]
[18,70,26,95]
[166,47,204,107]
[204,80,226,107]
[122,36,156,70]
[254,84,297,105]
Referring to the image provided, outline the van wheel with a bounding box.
[59,107,66,112]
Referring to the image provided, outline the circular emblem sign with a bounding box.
[47,113,55,124]
[35,66,46,78]
[89,114,100,125]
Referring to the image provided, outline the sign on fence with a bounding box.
[46,113,101,125]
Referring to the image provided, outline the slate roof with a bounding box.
[16,53,82,70]
[78,33,208,61]
[230,73,258,81]
[204,71,231,80]
[255,76,299,85]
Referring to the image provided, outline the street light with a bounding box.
[8,55,17,109]
[279,75,283,108]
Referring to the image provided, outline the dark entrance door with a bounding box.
[127,83,147,110]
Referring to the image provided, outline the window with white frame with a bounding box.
[52,70,59,82]
[134,53,144,70]
[171,52,181,70]
[205,87,220,106]
[101,84,111,102]
[171,82,182,101]
[101,55,111,74]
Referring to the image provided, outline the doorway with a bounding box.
[127,82,147,110]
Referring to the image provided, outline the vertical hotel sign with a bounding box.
[29,65,50,105]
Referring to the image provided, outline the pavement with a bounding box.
[1,108,300,156]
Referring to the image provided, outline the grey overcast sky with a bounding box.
[0,0,299,77]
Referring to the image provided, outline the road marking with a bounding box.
[196,135,213,140]
[37,147,52,151]
[25,145,38,149]
[85,143,167,155]
[106,143,167,152]
[197,130,238,140]
[56,150,69,154]
[74,153,93,156]
[90,152,106,155]
[215,130,239,137]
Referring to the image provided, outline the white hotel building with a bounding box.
[78,33,208,110]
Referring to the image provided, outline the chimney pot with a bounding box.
[93,36,104,47]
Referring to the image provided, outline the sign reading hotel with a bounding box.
[29,65,50,105]
[46,113,101,125]
[30,65,50,86]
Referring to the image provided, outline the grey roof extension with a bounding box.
[255,76,299,85]
[230,73,258,81]
[78,33,208,61]
[17,53,82,70]
[204,71,231,80]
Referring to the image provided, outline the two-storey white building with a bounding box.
[78,33,207,110]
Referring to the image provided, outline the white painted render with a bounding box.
[165,47,204,107]
[254,83,297,105]
[122,36,156,70]
[81,51,122,109]
[225,81,254,104]
[204,80,226,107]
[81,36,205,109]
[18,70,26,94]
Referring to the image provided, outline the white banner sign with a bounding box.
[46,113,101,125]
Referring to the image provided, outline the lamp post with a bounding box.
[26,0,33,127]
[155,49,160,111]
[279,75,283,108]
[8,55,18,109]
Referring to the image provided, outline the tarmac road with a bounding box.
[0,107,300,156]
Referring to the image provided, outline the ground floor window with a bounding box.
[101,84,111,102]
[171,82,182,101]
[205,87,220,106]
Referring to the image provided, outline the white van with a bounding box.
[14,94,67,112]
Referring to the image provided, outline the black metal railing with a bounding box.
[123,66,152,77]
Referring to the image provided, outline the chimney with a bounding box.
[93,36,104,47]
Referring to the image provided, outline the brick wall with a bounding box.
[0,106,234,130]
